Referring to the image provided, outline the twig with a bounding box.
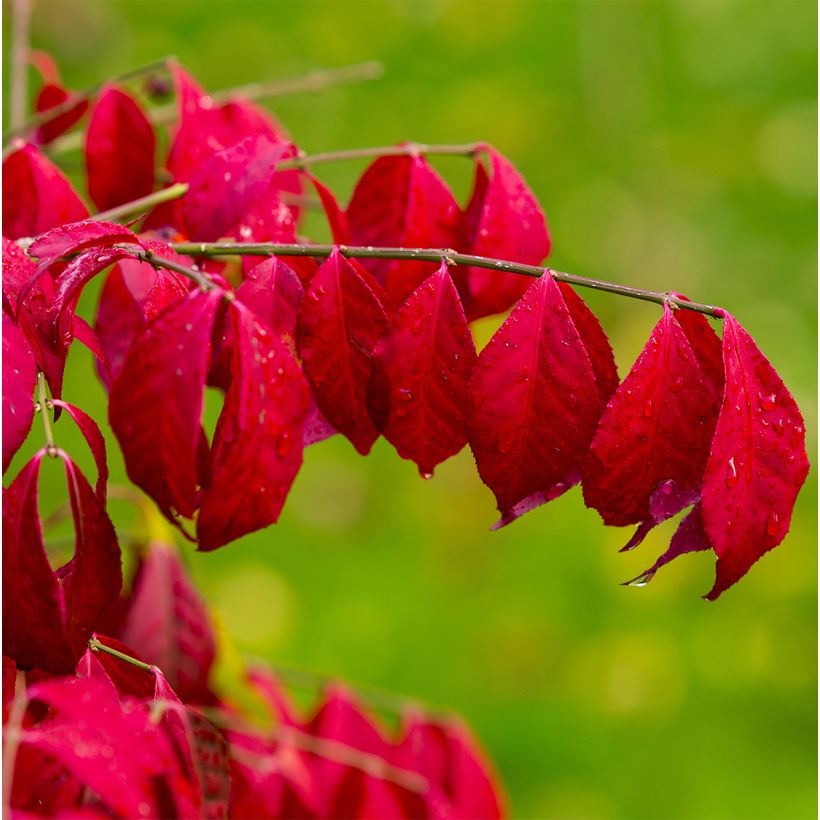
[170,241,723,318]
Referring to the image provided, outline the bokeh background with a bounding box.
[4,1,817,817]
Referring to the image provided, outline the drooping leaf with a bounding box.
[110,288,224,520]
[309,174,351,243]
[699,313,810,599]
[582,304,720,532]
[346,154,461,304]
[85,85,156,211]
[197,301,309,550]
[3,451,121,674]
[121,543,216,702]
[51,400,109,502]
[2,315,37,473]
[2,142,88,240]
[368,263,477,476]
[468,273,605,527]
[456,144,551,320]
[298,247,388,455]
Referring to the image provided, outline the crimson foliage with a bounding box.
[2,59,809,818]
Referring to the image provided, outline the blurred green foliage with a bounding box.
[4,1,817,817]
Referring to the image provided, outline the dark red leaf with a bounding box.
[85,85,156,212]
[582,304,720,530]
[3,451,121,674]
[2,143,88,240]
[51,400,109,502]
[34,83,89,145]
[699,314,810,599]
[110,288,224,520]
[468,273,605,527]
[197,302,309,550]
[368,263,477,476]
[346,154,461,304]
[27,219,137,275]
[298,247,389,455]
[77,637,156,700]
[121,543,216,702]
[2,315,37,473]
[456,144,551,321]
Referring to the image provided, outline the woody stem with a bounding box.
[279,141,483,171]
[170,241,723,318]
[93,183,189,223]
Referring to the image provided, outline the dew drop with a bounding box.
[398,387,414,402]
[420,470,433,480]
[725,457,738,488]
[642,399,654,418]
[765,511,780,537]
[276,432,292,457]
[757,392,776,411]
[670,375,684,393]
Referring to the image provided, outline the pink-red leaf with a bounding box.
[2,143,88,240]
[395,711,506,820]
[121,543,216,702]
[110,289,223,519]
[34,82,89,145]
[2,316,37,473]
[699,314,809,599]
[468,273,605,526]
[183,135,289,241]
[298,248,388,455]
[23,676,182,819]
[582,304,720,529]
[197,302,309,550]
[368,264,477,476]
[456,145,551,320]
[85,85,156,211]
[346,154,461,304]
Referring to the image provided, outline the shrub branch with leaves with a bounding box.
[1,52,809,819]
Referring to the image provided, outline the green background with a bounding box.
[4,1,817,818]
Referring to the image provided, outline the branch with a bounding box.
[279,141,482,171]
[9,0,32,132]
[92,183,189,224]
[4,55,175,143]
[170,242,723,318]
[35,372,58,457]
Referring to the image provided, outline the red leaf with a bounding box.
[582,305,720,529]
[77,637,156,700]
[559,282,620,402]
[94,249,190,385]
[85,85,156,211]
[468,274,605,526]
[183,135,290,241]
[121,543,216,702]
[23,676,182,818]
[699,314,810,599]
[395,712,506,820]
[3,452,121,674]
[456,145,551,320]
[110,289,224,520]
[71,314,113,386]
[197,302,309,550]
[309,174,350,243]
[34,83,89,145]
[2,143,88,240]
[368,263,478,476]
[50,400,109,502]
[298,247,389,455]
[27,218,137,274]
[2,315,37,473]
[346,154,461,304]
